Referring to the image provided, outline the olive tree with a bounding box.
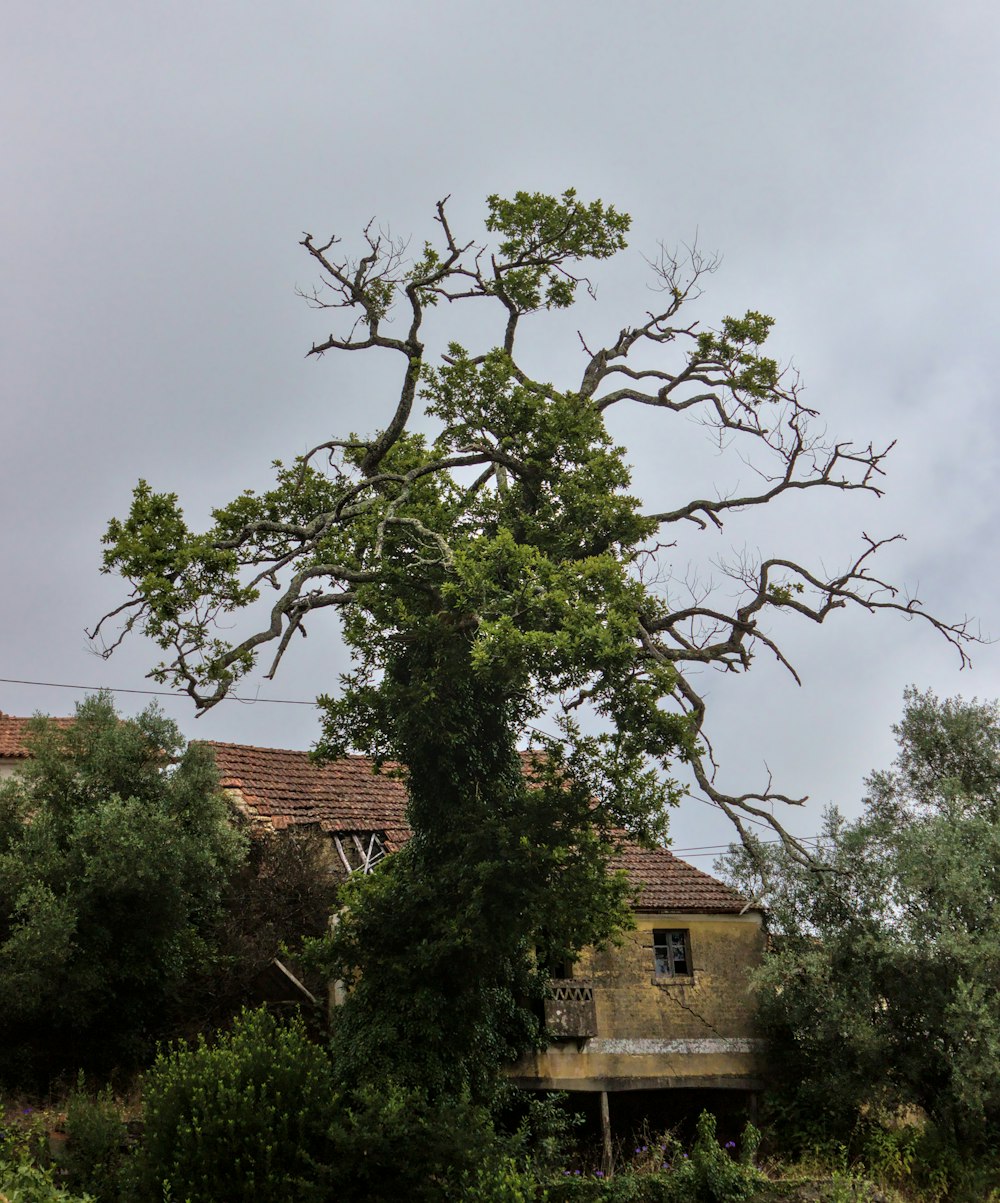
[721,689,1000,1148]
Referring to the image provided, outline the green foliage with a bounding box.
[0,1107,50,1169]
[308,639,640,1102]
[0,1159,94,1203]
[137,1007,337,1203]
[694,312,779,398]
[547,1113,762,1202]
[100,481,260,687]
[98,187,958,1116]
[508,1092,585,1178]
[60,1075,129,1203]
[325,1081,537,1203]
[721,687,1000,1150]
[485,188,630,310]
[768,1125,1000,1203]
[459,1154,546,1202]
[667,1112,762,1202]
[139,1009,552,1203]
[0,694,245,1083]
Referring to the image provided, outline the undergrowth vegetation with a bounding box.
[10,1008,996,1203]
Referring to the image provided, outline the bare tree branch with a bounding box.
[94,192,979,860]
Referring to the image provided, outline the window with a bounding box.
[652,929,691,978]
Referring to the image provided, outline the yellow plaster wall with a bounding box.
[589,913,764,1041]
[510,912,766,1093]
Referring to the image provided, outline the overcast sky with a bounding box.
[3,1,999,859]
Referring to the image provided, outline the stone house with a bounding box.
[207,739,767,1131]
[0,712,766,1129]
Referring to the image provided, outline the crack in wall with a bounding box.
[661,987,725,1039]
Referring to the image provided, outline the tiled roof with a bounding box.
[205,741,751,914]
[1,718,751,913]
[612,843,748,914]
[0,712,73,758]
[204,741,412,852]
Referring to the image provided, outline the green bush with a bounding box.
[457,1153,545,1201]
[135,1005,556,1203]
[667,1112,762,1202]
[0,694,246,1083]
[325,1081,528,1202]
[0,1106,50,1168]
[136,1007,337,1203]
[855,1120,1000,1203]
[503,1091,582,1178]
[721,691,1000,1149]
[547,1112,761,1203]
[0,1158,94,1203]
[61,1075,128,1202]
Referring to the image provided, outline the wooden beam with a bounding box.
[333,836,353,875]
[600,1091,612,1173]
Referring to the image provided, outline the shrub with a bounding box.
[0,1105,50,1168]
[325,1081,523,1202]
[136,1007,337,1203]
[0,694,246,1083]
[667,1111,762,1202]
[0,1158,94,1203]
[457,1153,545,1202]
[61,1075,128,1202]
[547,1111,761,1203]
[137,1005,553,1203]
[506,1091,582,1182]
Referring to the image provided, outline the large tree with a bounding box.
[93,190,970,1095]
[720,688,1000,1150]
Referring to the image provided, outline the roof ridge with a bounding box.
[200,738,316,756]
[205,739,542,763]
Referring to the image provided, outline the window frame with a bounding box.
[651,928,692,979]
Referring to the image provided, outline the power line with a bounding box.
[670,834,824,854]
[668,850,738,860]
[0,677,317,706]
[670,837,826,858]
[0,675,824,847]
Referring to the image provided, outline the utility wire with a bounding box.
[670,835,824,854]
[0,676,316,706]
[0,675,824,847]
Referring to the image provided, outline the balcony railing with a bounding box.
[544,979,597,1039]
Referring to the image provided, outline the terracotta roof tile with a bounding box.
[2,720,751,914]
[204,741,751,914]
[612,843,749,914]
[0,712,73,758]
[203,741,412,852]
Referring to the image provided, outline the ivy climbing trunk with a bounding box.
[316,624,633,1103]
